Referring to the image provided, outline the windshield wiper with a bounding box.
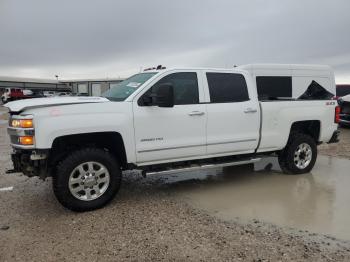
[104,97,124,102]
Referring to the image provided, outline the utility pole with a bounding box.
[55,75,59,93]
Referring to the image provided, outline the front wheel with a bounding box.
[278,132,317,174]
[53,148,122,212]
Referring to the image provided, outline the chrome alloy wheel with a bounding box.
[68,162,110,201]
[294,143,312,169]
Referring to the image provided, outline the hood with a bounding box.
[4,96,110,112]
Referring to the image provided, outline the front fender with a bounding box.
[27,102,136,163]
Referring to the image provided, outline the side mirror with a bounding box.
[155,83,174,107]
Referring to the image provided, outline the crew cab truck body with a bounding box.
[5,64,339,211]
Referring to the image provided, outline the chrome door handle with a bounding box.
[188,111,205,116]
[244,108,257,113]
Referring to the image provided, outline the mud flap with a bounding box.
[328,130,340,144]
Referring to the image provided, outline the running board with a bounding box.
[145,158,261,176]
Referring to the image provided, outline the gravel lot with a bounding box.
[1,106,350,261]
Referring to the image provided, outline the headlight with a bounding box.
[8,115,35,148]
[11,119,33,128]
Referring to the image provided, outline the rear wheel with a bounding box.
[278,132,317,174]
[53,148,122,212]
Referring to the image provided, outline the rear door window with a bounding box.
[206,73,249,103]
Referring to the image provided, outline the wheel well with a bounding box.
[49,132,127,170]
[290,121,320,142]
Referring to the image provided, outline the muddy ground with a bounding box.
[319,128,350,159]
[1,106,350,261]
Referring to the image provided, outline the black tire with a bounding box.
[53,148,122,212]
[278,132,317,175]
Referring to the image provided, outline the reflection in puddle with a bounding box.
[151,156,350,240]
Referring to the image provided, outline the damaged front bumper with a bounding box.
[10,149,49,179]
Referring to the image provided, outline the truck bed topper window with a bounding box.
[298,80,334,100]
[256,76,292,100]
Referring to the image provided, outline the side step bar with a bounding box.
[145,158,261,176]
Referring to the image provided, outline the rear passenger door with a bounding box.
[204,71,260,155]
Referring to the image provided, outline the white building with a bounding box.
[0,76,125,97]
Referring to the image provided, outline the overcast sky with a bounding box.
[0,0,350,83]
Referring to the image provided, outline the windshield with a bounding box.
[102,72,157,101]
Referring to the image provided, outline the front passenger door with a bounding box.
[133,71,207,164]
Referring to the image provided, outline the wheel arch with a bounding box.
[289,120,321,143]
[49,132,128,172]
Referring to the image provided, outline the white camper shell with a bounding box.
[239,64,335,100]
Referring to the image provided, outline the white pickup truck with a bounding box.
[4,64,340,211]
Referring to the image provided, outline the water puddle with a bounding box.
[155,156,350,240]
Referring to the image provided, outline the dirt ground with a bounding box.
[1,106,350,261]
